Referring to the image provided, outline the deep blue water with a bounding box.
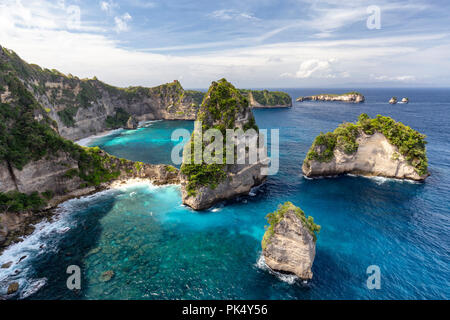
[1,88,449,299]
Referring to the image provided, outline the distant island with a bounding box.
[302,113,429,181]
[296,92,365,103]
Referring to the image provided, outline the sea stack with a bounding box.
[302,113,430,181]
[401,97,409,104]
[262,202,320,280]
[389,97,398,104]
[180,79,268,210]
[296,92,365,103]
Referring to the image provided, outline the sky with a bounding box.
[0,0,449,89]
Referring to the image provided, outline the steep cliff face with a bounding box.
[262,202,320,280]
[0,49,181,250]
[0,46,292,142]
[0,46,202,141]
[303,114,429,181]
[180,79,268,210]
[297,92,365,103]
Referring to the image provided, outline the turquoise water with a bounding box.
[1,88,449,299]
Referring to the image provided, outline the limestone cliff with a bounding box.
[302,114,429,181]
[180,79,268,210]
[297,92,365,103]
[0,46,293,141]
[262,202,320,280]
[0,52,180,250]
[0,46,202,141]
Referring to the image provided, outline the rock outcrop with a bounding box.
[180,79,268,210]
[302,114,429,181]
[389,97,398,104]
[262,202,320,280]
[401,97,409,104]
[296,92,365,103]
[125,115,139,129]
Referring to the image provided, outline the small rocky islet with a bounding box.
[262,202,320,280]
[389,97,409,104]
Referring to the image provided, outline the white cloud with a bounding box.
[295,59,335,78]
[128,0,156,9]
[0,0,448,88]
[100,1,118,14]
[209,9,259,21]
[281,58,350,79]
[372,75,416,82]
[114,13,132,33]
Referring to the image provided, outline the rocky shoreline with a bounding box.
[0,156,180,254]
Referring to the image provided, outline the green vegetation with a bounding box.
[57,106,78,127]
[77,81,101,108]
[0,67,126,197]
[166,165,177,173]
[240,89,291,106]
[0,191,45,213]
[314,91,362,97]
[76,147,121,186]
[185,90,205,105]
[305,113,429,175]
[105,108,130,129]
[262,202,321,250]
[181,79,257,196]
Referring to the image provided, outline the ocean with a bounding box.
[1,88,449,299]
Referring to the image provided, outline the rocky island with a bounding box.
[180,79,268,210]
[302,113,429,181]
[296,92,365,103]
[262,202,320,280]
[240,89,292,108]
[389,97,398,104]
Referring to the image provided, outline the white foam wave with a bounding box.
[255,254,299,285]
[75,128,123,147]
[20,278,47,299]
[139,120,162,127]
[348,174,420,184]
[0,187,126,298]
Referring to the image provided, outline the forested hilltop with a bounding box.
[0,45,292,141]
